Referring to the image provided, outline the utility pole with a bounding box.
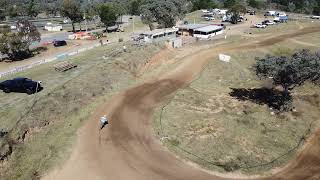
[84,12,88,32]
[132,16,135,34]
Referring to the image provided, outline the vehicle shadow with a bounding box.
[229,87,293,112]
[4,86,44,95]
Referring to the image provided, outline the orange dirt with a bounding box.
[43,27,320,180]
[137,48,174,77]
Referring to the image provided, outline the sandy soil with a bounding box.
[42,26,320,180]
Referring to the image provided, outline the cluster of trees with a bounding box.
[0,20,41,60]
[58,0,125,33]
[57,0,192,31]
[189,0,320,15]
[191,0,219,10]
[0,0,61,18]
[254,49,320,111]
[255,49,320,95]
[0,0,319,21]
[274,0,320,15]
[140,0,190,30]
[248,0,320,15]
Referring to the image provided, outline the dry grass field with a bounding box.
[153,20,320,175]
[0,42,163,180]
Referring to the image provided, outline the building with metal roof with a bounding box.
[178,24,209,31]
[194,25,223,33]
[178,24,224,39]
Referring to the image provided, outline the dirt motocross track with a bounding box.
[44,27,320,180]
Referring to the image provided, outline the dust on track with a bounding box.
[43,26,320,180]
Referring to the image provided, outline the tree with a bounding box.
[41,0,60,17]
[255,49,320,94]
[314,3,320,15]
[129,0,143,15]
[248,0,258,8]
[172,0,192,19]
[224,0,238,8]
[27,0,39,17]
[0,20,41,60]
[192,0,218,11]
[248,0,266,9]
[99,4,118,27]
[139,4,155,30]
[288,2,296,12]
[60,0,83,32]
[140,0,188,30]
[112,3,127,24]
[228,3,246,24]
[248,0,265,9]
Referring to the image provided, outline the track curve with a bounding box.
[44,27,320,180]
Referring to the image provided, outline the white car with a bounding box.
[254,23,267,28]
[205,17,215,21]
[10,25,17,30]
[266,21,275,25]
[262,20,275,25]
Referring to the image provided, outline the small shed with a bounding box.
[167,38,182,48]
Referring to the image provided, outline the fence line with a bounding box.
[0,41,111,79]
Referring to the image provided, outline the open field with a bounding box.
[154,21,320,175]
[0,42,164,179]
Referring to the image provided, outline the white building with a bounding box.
[193,25,224,39]
[44,23,63,32]
[178,24,224,39]
[137,28,178,40]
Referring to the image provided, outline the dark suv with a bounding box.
[53,40,67,47]
[0,78,43,95]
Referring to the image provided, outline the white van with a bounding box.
[265,11,276,16]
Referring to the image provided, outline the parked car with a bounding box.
[205,17,215,21]
[276,12,287,17]
[0,78,42,95]
[247,10,256,15]
[10,25,17,30]
[201,14,214,18]
[262,20,275,25]
[238,16,247,22]
[265,11,276,16]
[254,23,267,28]
[105,25,123,33]
[311,16,320,19]
[53,40,67,47]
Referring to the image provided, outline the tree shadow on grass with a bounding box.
[229,88,293,112]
